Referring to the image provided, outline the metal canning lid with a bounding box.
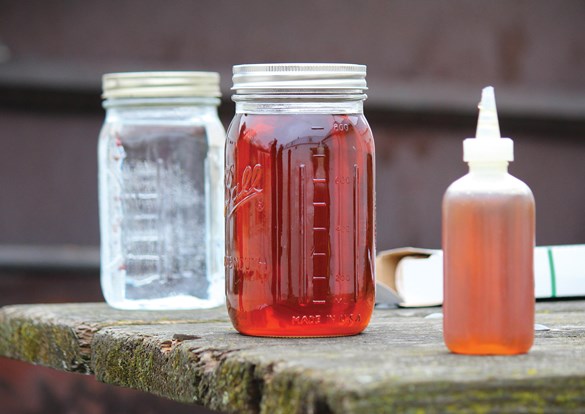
[232,63,367,94]
[102,71,221,99]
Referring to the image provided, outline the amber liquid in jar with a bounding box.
[443,188,535,355]
[225,113,375,337]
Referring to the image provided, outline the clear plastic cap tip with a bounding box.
[463,86,514,163]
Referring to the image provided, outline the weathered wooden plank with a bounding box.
[1,302,585,413]
[0,303,228,373]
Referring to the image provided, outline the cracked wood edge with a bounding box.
[0,306,92,372]
[0,303,229,373]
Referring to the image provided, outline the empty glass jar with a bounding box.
[98,72,225,309]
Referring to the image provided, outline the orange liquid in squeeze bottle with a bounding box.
[443,86,535,354]
[225,64,375,337]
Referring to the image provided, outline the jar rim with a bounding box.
[102,71,221,99]
[232,63,367,95]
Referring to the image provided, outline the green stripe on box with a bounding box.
[547,247,557,298]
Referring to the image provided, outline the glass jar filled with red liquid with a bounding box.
[225,64,375,337]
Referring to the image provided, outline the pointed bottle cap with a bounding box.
[463,86,513,162]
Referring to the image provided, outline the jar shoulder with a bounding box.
[444,172,534,201]
[227,113,373,150]
[99,111,225,146]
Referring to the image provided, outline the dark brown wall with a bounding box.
[2,1,584,89]
[1,0,583,251]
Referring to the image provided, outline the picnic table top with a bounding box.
[1,300,584,413]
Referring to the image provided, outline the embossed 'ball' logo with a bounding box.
[226,164,263,217]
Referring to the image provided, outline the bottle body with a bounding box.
[442,166,535,354]
[99,100,225,309]
[225,112,375,336]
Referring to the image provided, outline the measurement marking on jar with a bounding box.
[336,156,342,297]
[335,273,350,282]
[333,122,349,132]
[132,213,158,220]
[311,146,329,305]
[353,164,359,303]
[126,254,160,261]
[311,127,325,131]
[121,193,159,200]
[299,164,307,304]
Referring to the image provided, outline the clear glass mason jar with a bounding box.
[99,72,225,309]
[225,64,376,336]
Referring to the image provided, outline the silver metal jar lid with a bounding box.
[102,71,221,99]
[232,63,367,94]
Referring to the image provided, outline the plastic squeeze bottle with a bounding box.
[442,86,535,355]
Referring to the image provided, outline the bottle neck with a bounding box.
[468,161,509,173]
[234,95,365,114]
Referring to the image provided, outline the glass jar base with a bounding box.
[227,303,372,337]
[234,330,364,338]
[105,294,224,311]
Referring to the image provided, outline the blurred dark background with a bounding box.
[0,1,583,413]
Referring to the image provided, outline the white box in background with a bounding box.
[376,245,585,307]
